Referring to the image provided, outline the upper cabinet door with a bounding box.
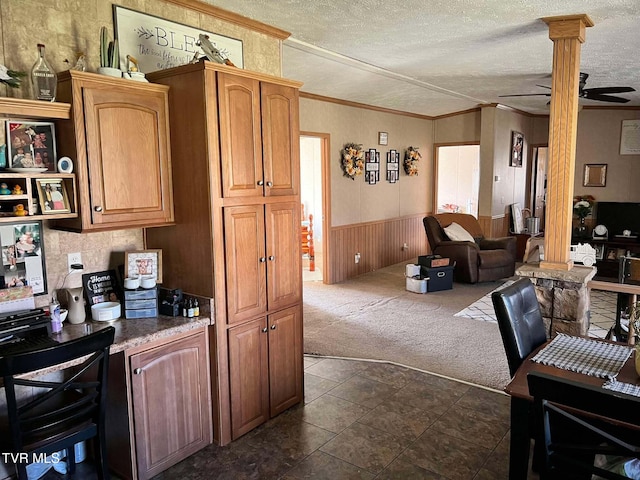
[261,83,299,197]
[218,73,263,198]
[52,71,173,232]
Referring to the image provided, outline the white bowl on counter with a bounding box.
[140,275,156,289]
[124,277,140,289]
[91,302,121,321]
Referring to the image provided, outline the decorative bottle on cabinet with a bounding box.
[31,44,57,101]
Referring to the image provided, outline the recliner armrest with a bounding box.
[478,237,517,258]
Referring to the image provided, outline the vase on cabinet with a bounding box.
[97,67,122,78]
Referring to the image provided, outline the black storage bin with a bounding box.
[421,264,455,292]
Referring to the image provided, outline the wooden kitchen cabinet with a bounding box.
[218,72,299,198]
[106,327,211,480]
[228,306,302,439]
[53,70,174,232]
[145,61,303,446]
[224,201,301,325]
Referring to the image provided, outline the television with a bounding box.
[595,202,640,237]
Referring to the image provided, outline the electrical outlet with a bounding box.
[355,253,361,264]
[403,243,409,251]
[68,252,82,273]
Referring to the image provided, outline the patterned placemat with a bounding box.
[603,379,640,398]
[531,333,632,379]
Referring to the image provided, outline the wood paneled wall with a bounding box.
[327,214,429,284]
[478,214,508,238]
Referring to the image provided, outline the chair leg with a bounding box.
[67,445,76,475]
[96,429,110,480]
[16,463,28,480]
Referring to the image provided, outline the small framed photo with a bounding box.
[583,163,607,187]
[125,249,163,283]
[36,179,71,214]
[510,130,524,167]
[594,243,604,260]
[7,121,57,171]
[378,132,388,146]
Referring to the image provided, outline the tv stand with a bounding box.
[578,236,640,279]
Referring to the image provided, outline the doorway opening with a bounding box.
[300,133,329,283]
[434,144,480,216]
[528,145,548,228]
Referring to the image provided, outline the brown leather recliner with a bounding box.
[423,213,516,283]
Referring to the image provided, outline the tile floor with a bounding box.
[152,356,539,480]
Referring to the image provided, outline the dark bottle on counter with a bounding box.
[182,297,188,317]
[187,298,195,318]
[193,298,200,317]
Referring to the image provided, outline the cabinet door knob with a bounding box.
[257,180,264,186]
[266,181,273,187]
[268,255,275,261]
[134,368,142,375]
[270,324,276,330]
[94,206,103,212]
[261,327,268,333]
[259,257,267,263]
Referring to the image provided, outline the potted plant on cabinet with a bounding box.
[98,26,121,78]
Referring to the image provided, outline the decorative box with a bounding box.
[418,255,451,268]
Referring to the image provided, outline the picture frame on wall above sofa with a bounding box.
[510,131,524,167]
[583,163,607,187]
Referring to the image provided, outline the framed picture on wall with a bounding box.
[0,221,47,295]
[510,131,524,167]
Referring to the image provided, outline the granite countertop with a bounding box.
[16,315,212,380]
[57,314,212,354]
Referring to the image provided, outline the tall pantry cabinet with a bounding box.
[145,61,303,446]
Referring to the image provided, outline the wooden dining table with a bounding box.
[504,337,639,480]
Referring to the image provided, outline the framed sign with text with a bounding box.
[113,6,244,74]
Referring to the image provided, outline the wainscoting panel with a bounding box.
[478,215,508,238]
[327,214,429,284]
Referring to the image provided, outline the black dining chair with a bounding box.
[0,326,115,480]
[528,371,640,480]
[491,277,548,377]
[492,277,548,476]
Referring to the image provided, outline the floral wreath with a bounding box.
[404,146,421,176]
[341,142,364,180]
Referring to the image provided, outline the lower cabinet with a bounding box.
[228,306,302,440]
[106,327,212,480]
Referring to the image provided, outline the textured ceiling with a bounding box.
[205,0,640,116]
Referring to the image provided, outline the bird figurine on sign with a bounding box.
[195,34,235,67]
[12,185,23,195]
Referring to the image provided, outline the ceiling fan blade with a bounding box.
[498,93,551,98]
[583,86,635,95]
[583,93,630,103]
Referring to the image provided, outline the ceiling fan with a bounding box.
[499,73,635,103]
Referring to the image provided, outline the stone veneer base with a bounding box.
[516,264,597,336]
